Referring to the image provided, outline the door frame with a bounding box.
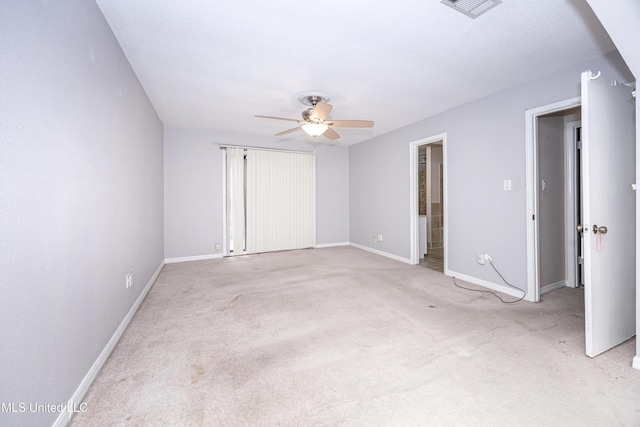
[409,133,448,267]
[525,96,581,302]
[222,148,229,256]
[564,119,581,289]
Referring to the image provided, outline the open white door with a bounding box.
[581,70,636,357]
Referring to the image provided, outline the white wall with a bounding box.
[0,2,164,426]
[164,127,350,259]
[349,51,632,290]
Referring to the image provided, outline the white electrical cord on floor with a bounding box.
[453,257,527,304]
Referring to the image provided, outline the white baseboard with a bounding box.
[349,242,412,264]
[633,356,640,371]
[541,280,568,295]
[55,261,165,427]
[164,253,223,264]
[315,242,350,248]
[447,270,530,301]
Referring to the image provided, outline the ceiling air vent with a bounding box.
[441,0,502,19]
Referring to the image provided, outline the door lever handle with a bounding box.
[592,225,608,234]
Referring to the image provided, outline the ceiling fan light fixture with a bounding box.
[302,122,329,137]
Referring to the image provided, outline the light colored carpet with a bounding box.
[71,246,639,426]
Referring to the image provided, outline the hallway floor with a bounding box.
[420,246,443,272]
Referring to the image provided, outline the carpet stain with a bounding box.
[191,364,205,384]
[219,291,266,311]
[233,373,252,389]
[219,294,244,311]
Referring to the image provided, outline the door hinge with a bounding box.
[532,214,535,220]
[577,257,584,265]
[576,141,582,150]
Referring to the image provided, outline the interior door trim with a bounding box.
[525,96,581,302]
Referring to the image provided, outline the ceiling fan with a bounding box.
[255,93,374,141]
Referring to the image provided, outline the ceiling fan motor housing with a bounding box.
[302,108,320,123]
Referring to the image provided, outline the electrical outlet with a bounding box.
[484,253,493,263]
[377,234,383,242]
[125,273,133,288]
[373,236,378,244]
[477,253,486,265]
[215,243,221,251]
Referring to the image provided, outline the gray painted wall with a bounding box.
[537,115,566,287]
[164,128,350,259]
[349,51,632,292]
[0,2,164,426]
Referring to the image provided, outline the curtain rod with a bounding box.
[218,144,315,155]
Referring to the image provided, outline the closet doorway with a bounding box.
[409,133,447,271]
[536,106,582,296]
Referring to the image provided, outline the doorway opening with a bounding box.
[525,97,582,302]
[409,133,447,271]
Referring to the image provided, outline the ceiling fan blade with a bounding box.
[323,127,340,140]
[310,102,333,122]
[255,115,303,123]
[275,126,302,136]
[328,120,374,128]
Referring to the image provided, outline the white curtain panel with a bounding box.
[246,149,316,254]
[226,147,246,254]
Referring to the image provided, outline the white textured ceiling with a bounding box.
[96,0,615,146]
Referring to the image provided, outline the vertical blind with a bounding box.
[225,146,316,255]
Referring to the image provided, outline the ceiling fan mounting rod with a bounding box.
[298,92,330,107]
[307,95,321,106]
